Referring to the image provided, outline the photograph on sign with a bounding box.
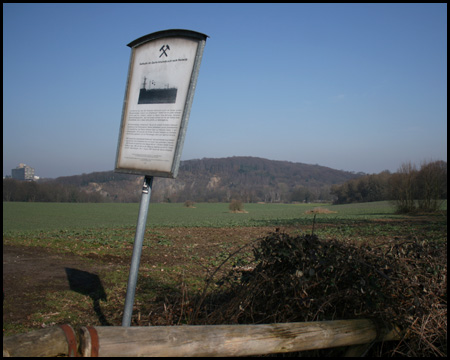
[115,31,206,178]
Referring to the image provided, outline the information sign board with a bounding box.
[115,29,207,178]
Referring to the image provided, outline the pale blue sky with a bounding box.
[3,3,447,178]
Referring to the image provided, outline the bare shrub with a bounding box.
[229,199,244,212]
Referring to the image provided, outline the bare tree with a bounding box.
[390,162,418,213]
[416,160,447,212]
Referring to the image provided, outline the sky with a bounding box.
[3,3,447,178]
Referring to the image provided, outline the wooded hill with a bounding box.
[42,157,362,203]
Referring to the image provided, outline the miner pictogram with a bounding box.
[159,44,170,57]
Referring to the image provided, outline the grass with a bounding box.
[3,201,404,233]
[3,200,445,257]
[3,201,446,261]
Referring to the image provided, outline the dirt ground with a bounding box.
[3,244,114,324]
[3,226,281,331]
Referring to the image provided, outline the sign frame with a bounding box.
[115,29,208,178]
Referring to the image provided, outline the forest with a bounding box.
[3,157,447,213]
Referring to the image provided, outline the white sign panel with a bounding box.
[115,30,207,178]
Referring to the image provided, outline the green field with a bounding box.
[4,200,446,259]
[3,201,405,233]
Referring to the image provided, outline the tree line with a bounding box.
[331,160,447,213]
[3,178,105,203]
[3,159,446,212]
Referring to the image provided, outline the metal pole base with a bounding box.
[122,176,153,326]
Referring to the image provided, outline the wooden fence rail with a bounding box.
[3,319,402,357]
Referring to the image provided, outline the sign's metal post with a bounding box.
[122,175,153,326]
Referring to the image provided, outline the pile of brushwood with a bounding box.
[192,231,447,357]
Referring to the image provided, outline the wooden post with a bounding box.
[3,324,77,357]
[79,320,403,357]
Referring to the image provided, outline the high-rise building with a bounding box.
[11,163,35,181]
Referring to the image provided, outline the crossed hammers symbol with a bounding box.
[159,44,170,57]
